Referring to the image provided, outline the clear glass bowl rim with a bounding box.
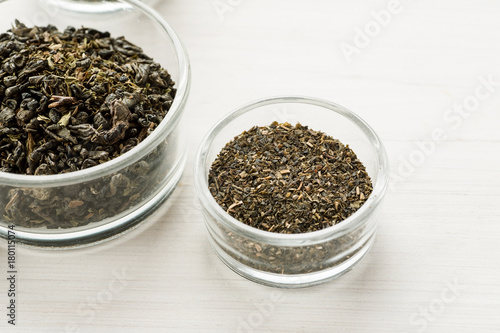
[0,0,191,187]
[194,96,389,246]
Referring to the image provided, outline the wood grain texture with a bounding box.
[1,0,500,332]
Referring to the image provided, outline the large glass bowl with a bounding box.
[194,96,389,288]
[0,0,190,247]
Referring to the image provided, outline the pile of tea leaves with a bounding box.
[208,122,373,234]
[0,20,175,175]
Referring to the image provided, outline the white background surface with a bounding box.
[1,0,500,332]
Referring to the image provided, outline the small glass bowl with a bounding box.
[194,96,389,288]
[0,0,190,247]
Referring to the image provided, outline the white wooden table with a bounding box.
[1,0,500,332]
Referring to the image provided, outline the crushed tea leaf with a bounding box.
[208,122,373,234]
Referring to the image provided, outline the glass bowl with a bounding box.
[194,96,389,288]
[0,0,190,247]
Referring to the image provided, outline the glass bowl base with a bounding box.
[0,150,187,248]
[207,234,376,288]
